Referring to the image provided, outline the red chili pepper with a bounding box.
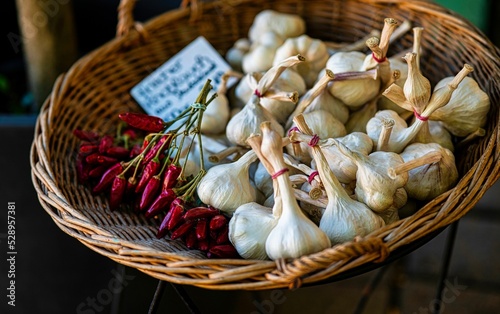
[73,129,100,142]
[162,164,182,190]
[216,225,229,245]
[118,112,166,133]
[170,221,196,240]
[135,158,161,193]
[85,153,101,164]
[167,198,185,230]
[126,176,137,196]
[195,220,208,240]
[198,239,209,251]
[79,144,98,156]
[122,128,138,141]
[106,146,130,159]
[207,245,239,259]
[147,189,176,219]
[98,135,114,154]
[143,134,172,164]
[97,155,118,165]
[185,230,198,249]
[76,156,90,183]
[92,162,124,194]
[209,215,227,231]
[88,165,108,178]
[129,144,142,158]
[139,175,162,211]
[183,207,219,221]
[109,175,126,211]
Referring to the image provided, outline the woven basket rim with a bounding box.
[30,0,500,290]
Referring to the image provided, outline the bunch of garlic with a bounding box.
[293,115,385,244]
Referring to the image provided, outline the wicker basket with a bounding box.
[31,0,499,290]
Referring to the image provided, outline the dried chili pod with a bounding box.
[207,245,239,258]
[162,164,182,190]
[106,146,130,159]
[215,225,229,245]
[73,129,100,142]
[166,198,185,230]
[109,174,127,211]
[198,239,209,251]
[135,158,161,193]
[183,207,218,221]
[139,175,162,211]
[92,162,123,194]
[97,155,118,165]
[79,144,98,156]
[170,221,196,240]
[185,230,198,249]
[147,189,176,218]
[195,220,208,240]
[98,135,114,154]
[76,156,90,183]
[129,144,142,158]
[85,153,101,165]
[88,165,108,178]
[122,128,138,141]
[209,215,227,231]
[118,112,166,133]
[143,135,171,164]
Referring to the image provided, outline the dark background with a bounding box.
[0,1,499,313]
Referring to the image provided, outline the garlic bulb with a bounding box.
[253,161,274,200]
[327,51,381,109]
[201,72,241,135]
[197,150,258,215]
[259,122,331,260]
[377,188,406,225]
[248,10,305,43]
[225,38,250,72]
[293,115,384,244]
[345,98,378,134]
[430,76,490,137]
[229,202,277,260]
[273,35,329,87]
[402,52,431,114]
[242,31,285,73]
[227,55,304,146]
[414,120,454,152]
[396,143,458,201]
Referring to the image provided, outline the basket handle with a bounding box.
[116,0,199,38]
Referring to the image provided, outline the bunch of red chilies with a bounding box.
[73,81,238,259]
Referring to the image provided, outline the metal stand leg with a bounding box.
[148,280,201,314]
[353,265,390,314]
[148,280,166,314]
[432,221,459,314]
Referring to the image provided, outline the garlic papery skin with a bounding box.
[293,115,385,244]
[242,31,285,73]
[197,150,258,215]
[397,143,458,201]
[229,202,277,260]
[248,10,305,44]
[327,51,381,109]
[259,122,331,260]
[430,75,490,137]
[377,188,406,225]
[273,34,329,87]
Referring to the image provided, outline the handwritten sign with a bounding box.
[131,36,233,121]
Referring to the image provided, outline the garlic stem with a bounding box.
[387,151,442,179]
[282,153,321,184]
[294,188,328,207]
[325,29,381,52]
[403,52,431,114]
[412,27,424,70]
[256,54,305,94]
[366,37,383,60]
[377,118,395,151]
[263,89,299,103]
[390,19,412,45]
[286,69,335,128]
[218,71,243,95]
[246,134,274,174]
[208,146,245,163]
[379,18,398,56]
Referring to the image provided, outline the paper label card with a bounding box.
[131,36,233,122]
